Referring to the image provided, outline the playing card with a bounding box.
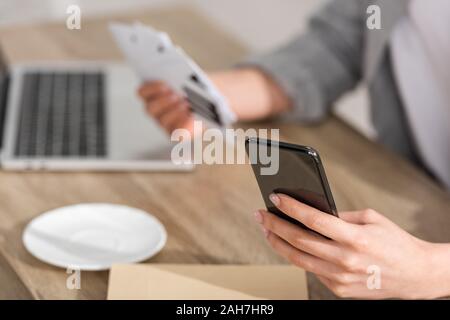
[134,22,172,51]
[109,22,236,126]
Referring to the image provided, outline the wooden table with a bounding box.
[0,7,449,300]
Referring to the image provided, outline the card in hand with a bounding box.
[109,22,236,127]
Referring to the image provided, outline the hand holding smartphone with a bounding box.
[245,138,338,233]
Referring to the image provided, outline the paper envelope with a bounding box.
[107,264,308,300]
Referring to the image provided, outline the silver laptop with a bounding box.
[0,54,193,171]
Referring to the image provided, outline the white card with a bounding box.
[109,22,236,126]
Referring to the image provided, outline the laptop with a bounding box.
[0,49,193,171]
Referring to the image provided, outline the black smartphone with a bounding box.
[245,138,338,230]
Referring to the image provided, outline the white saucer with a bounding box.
[23,203,167,271]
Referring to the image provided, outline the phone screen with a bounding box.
[247,139,337,228]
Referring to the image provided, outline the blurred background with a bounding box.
[0,0,373,139]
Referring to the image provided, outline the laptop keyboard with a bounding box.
[15,72,106,157]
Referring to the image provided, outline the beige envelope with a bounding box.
[108,264,308,300]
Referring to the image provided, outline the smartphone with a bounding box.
[245,138,338,230]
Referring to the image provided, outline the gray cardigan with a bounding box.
[247,0,423,165]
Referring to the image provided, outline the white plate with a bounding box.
[23,203,167,271]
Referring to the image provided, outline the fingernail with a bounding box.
[261,226,269,238]
[254,210,263,224]
[269,193,280,206]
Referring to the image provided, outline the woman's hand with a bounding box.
[137,68,291,136]
[138,81,194,135]
[254,193,450,299]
